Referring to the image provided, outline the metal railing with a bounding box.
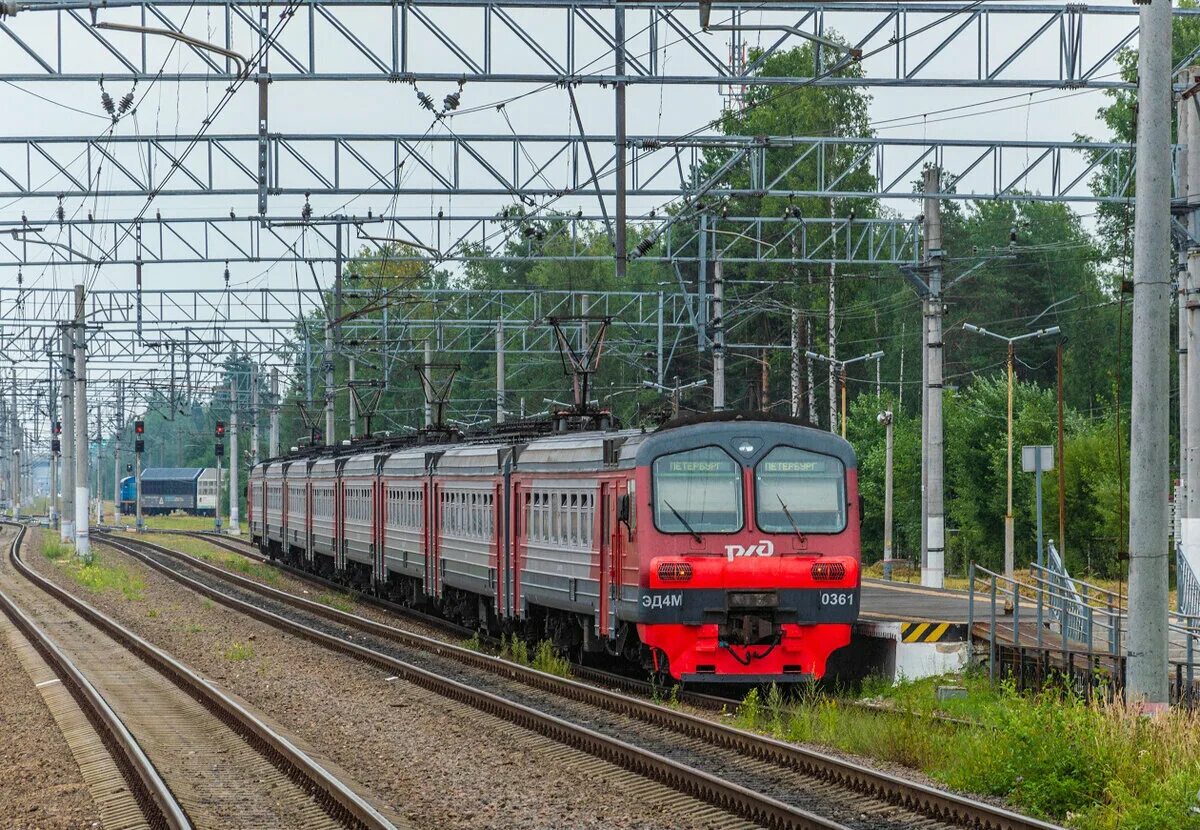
[968,549,1200,703]
[1177,542,1200,617]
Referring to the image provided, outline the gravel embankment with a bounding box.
[27,531,719,830]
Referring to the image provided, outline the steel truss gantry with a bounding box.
[0,133,1140,205]
[0,212,920,268]
[3,1,1197,89]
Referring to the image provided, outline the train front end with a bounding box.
[632,418,860,683]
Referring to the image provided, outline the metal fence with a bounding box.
[968,546,1200,704]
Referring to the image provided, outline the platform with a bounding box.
[831,579,981,683]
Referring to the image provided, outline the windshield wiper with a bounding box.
[777,495,808,544]
[663,499,702,543]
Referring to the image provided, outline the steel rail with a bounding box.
[0,523,191,830]
[6,527,398,830]
[97,531,853,830]
[117,530,1063,830]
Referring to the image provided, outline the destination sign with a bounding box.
[760,460,830,474]
[662,458,736,474]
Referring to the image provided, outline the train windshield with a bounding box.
[652,447,743,534]
[755,447,846,533]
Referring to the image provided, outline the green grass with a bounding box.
[159,535,279,584]
[224,641,254,661]
[732,675,1200,830]
[315,592,354,613]
[112,513,242,534]
[41,538,73,561]
[53,550,145,602]
[530,640,571,677]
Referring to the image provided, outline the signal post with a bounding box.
[214,421,225,533]
[134,420,144,532]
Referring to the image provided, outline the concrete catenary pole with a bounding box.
[1127,0,1173,708]
[1179,90,1191,569]
[712,258,726,410]
[791,309,802,417]
[73,284,90,559]
[229,377,241,536]
[1184,68,1200,616]
[423,337,434,427]
[922,166,945,589]
[828,212,838,433]
[269,367,280,458]
[250,363,260,465]
[881,409,894,580]
[324,323,335,445]
[60,326,74,543]
[347,358,357,439]
[10,370,17,519]
[496,319,506,424]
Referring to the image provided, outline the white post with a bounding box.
[73,284,90,559]
[229,378,241,535]
[1127,0,1172,707]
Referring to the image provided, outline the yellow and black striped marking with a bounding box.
[899,622,967,643]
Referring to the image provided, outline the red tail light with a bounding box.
[810,561,846,582]
[657,562,693,582]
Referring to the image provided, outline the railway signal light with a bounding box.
[53,421,61,435]
[126,463,133,474]
[52,419,61,452]
[215,421,225,438]
[134,420,145,453]
[310,427,322,445]
[215,441,224,458]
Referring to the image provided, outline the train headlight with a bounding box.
[810,561,846,582]
[657,562,693,582]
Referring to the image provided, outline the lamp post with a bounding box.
[877,410,894,580]
[961,323,1060,577]
[642,378,707,417]
[805,349,884,438]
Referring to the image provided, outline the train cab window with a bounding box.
[754,447,846,533]
[652,446,743,534]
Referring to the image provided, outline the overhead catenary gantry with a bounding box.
[0,133,1144,204]
[1,1,1195,89]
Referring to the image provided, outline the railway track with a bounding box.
[178,531,985,729]
[1,524,399,830]
[103,529,1064,830]
[0,524,188,830]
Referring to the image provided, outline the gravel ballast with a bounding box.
[26,531,723,830]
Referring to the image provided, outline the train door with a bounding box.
[424,477,437,600]
[374,479,384,588]
[305,480,314,566]
[599,482,613,638]
[493,479,504,621]
[510,480,523,620]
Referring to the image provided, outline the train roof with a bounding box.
[636,413,857,469]
[140,467,205,481]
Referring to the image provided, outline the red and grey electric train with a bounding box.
[247,413,861,682]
